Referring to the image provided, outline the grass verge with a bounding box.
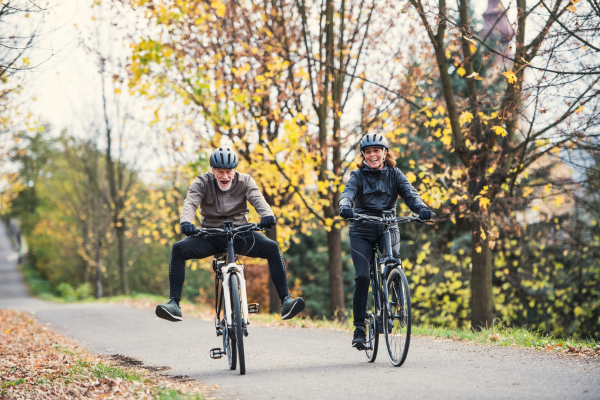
[0,309,213,399]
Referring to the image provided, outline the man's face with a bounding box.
[363,147,386,169]
[213,168,236,190]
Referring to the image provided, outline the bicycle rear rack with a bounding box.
[248,303,259,313]
[210,348,226,359]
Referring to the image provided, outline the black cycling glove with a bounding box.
[180,222,196,236]
[419,209,435,221]
[340,208,354,219]
[258,216,276,229]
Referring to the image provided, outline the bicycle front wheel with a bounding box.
[221,285,236,371]
[230,274,246,375]
[383,267,411,367]
[365,277,379,362]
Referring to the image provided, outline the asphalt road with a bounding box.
[1,222,599,400]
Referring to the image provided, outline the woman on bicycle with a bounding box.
[339,134,434,350]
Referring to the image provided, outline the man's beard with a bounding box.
[218,180,233,191]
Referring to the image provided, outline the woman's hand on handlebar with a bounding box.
[418,208,435,221]
[340,208,355,220]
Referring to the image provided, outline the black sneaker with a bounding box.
[352,326,367,350]
[155,298,182,322]
[280,295,305,320]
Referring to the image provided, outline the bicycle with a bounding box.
[192,220,266,375]
[348,212,434,367]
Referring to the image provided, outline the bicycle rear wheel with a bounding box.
[365,277,379,362]
[383,267,411,367]
[230,274,246,375]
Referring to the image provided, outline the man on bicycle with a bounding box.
[156,147,305,322]
[339,134,434,350]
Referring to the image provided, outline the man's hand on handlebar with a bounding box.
[180,221,196,236]
[258,215,276,229]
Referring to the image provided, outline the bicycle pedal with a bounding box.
[209,348,225,359]
[248,303,259,313]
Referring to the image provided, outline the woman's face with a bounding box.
[363,147,386,169]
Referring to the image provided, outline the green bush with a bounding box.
[55,282,93,301]
[56,282,77,302]
[19,261,54,297]
[75,282,93,300]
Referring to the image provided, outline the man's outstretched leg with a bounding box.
[156,236,221,322]
[237,232,305,319]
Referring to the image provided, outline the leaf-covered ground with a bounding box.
[0,309,212,400]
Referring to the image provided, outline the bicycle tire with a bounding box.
[222,286,236,371]
[365,276,379,362]
[230,274,246,375]
[383,267,411,367]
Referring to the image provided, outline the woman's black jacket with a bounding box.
[338,166,428,216]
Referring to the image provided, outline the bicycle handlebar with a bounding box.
[191,223,269,237]
[348,213,435,225]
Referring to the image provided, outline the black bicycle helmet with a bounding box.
[209,147,239,169]
[359,134,389,152]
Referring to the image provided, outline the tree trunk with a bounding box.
[470,216,493,329]
[328,226,345,320]
[101,68,128,295]
[266,227,281,313]
[94,237,103,299]
[117,224,128,295]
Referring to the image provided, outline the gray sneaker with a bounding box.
[280,295,305,320]
[155,298,182,322]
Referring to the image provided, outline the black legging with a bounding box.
[349,221,400,327]
[169,231,289,301]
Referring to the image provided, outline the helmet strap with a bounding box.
[380,149,387,168]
